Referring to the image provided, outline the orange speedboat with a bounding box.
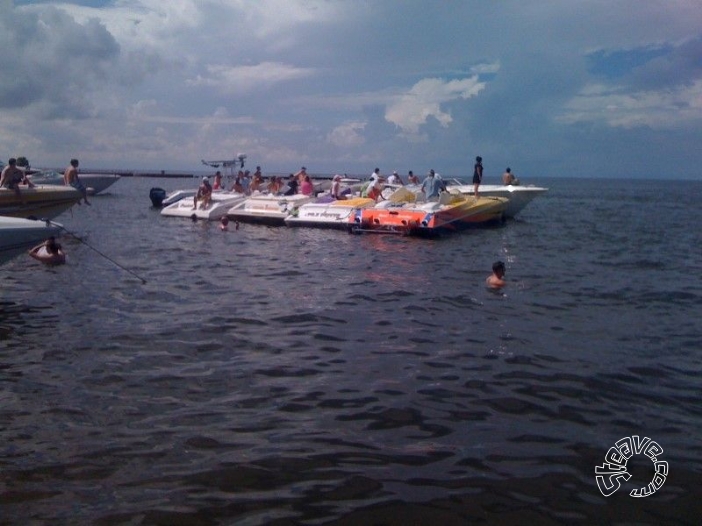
[351,193,507,236]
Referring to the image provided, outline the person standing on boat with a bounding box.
[241,170,251,195]
[213,171,223,190]
[486,260,506,289]
[63,158,91,205]
[420,169,441,200]
[366,171,385,201]
[407,170,420,185]
[387,171,400,185]
[473,156,483,199]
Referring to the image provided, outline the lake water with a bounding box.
[1,176,701,524]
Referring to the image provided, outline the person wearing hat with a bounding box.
[473,156,483,199]
[193,176,213,210]
[387,170,403,185]
[366,169,385,201]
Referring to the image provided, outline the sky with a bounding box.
[1,0,701,179]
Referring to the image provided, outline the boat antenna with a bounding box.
[53,223,147,284]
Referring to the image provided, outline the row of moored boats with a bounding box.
[151,177,548,236]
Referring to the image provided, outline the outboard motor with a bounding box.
[149,187,167,208]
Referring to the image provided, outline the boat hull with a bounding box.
[28,171,121,195]
[352,196,507,236]
[447,184,548,217]
[160,191,245,220]
[0,186,83,220]
[285,197,375,229]
[228,194,314,225]
[0,216,63,265]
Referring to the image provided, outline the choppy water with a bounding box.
[1,176,701,525]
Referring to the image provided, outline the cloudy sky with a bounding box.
[2,0,701,179]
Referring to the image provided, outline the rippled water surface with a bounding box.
[2,176,701,524]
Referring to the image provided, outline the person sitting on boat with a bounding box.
[283,174,299,196]
[266,176,282,194]
[250,167,264,193]
[230,171,245,193]
[330,174,346,200]
[300,175,315,196]
[29,236,66,265]
[294,166,308,186]
[213,171,223,190]
[193,176,213,209]
[1,158,34,202]
[420,169,443,200]
[486,261,506,289]
[63,158,91,206]
[502,167,519,186]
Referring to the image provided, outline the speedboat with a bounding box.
[27,170,121,195]
[445,181,548,218]
[150,188,197,208]
[160,190,245,221]
[285,197,376,229]
[227,193,315,225]
[0,216,63,266]
[351,192,507,236]
[0,186,82,220]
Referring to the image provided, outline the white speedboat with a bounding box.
[0,186,82,220]
[285,197,376,229]
[150,188,197,208]
[0,216,63,266]
[227,193,315,225]
[161,190,245,221]
[27,170,121,195]
[445,181,548,218]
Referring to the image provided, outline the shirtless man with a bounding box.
[63,158,91,205]
[502,167,519,186]
[486,261,506,289]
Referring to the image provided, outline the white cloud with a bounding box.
[327,121,366,148]
[186,62,315,95]
[385,77,486,136]
[558,79,702,129]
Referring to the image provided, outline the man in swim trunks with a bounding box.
[63,158,91,205]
